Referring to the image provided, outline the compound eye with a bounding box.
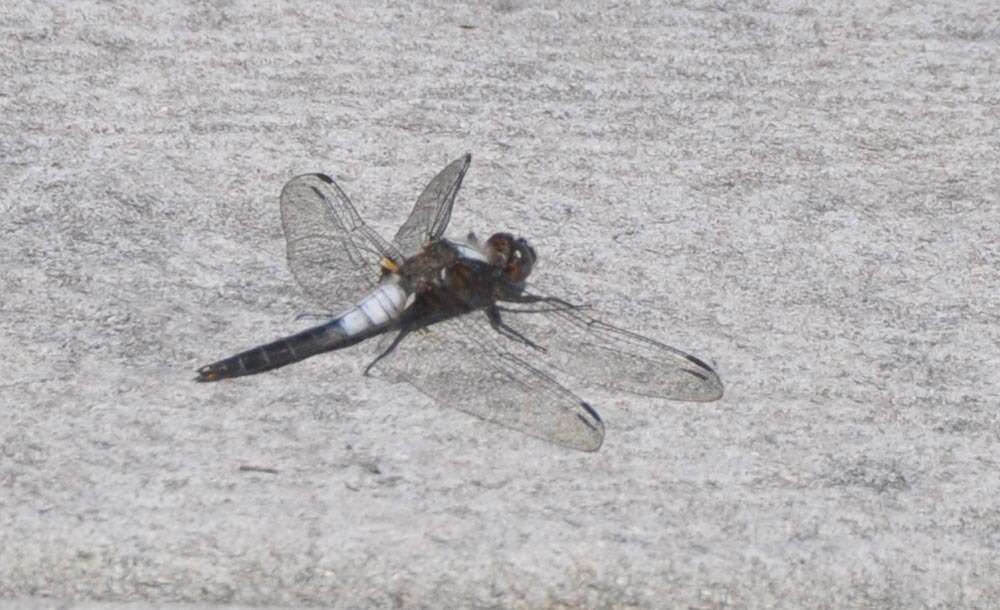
[486,232,515,267]
[506,244,535,283]
[487,233,512,254]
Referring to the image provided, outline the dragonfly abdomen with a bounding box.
[338,280,409,336]
[196,282,409,382]
[196,321,346,382]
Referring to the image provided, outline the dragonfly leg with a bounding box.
[294,311,335,322]
[487,306,547,353]
[363,327,410,377]
[497,293,591,314]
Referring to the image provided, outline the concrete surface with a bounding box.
[3,1,999,608]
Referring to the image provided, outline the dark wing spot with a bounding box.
[578,401,603,428]
[314,173,334,184]
[683,368,709,381]
[685,353,715,372]
[309,186,326,201]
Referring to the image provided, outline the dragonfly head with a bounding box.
[487,232,536,284]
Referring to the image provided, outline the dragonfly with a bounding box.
[196,154,723,451]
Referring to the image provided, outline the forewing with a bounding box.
[372,311,605,452]
[280,173,402,312]
[495,299,724,402]
[392,154,472,256]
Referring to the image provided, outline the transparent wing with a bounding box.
[494,298,724,402]
[372,310,605,452]
[280,173,403,312]
[392,154,472,256]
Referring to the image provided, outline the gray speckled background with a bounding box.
[3,1,999,608]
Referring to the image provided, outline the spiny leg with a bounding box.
[294,311,335,322]
[497,292,591,314]
[487,306,546,353]
[363,326,411,377]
